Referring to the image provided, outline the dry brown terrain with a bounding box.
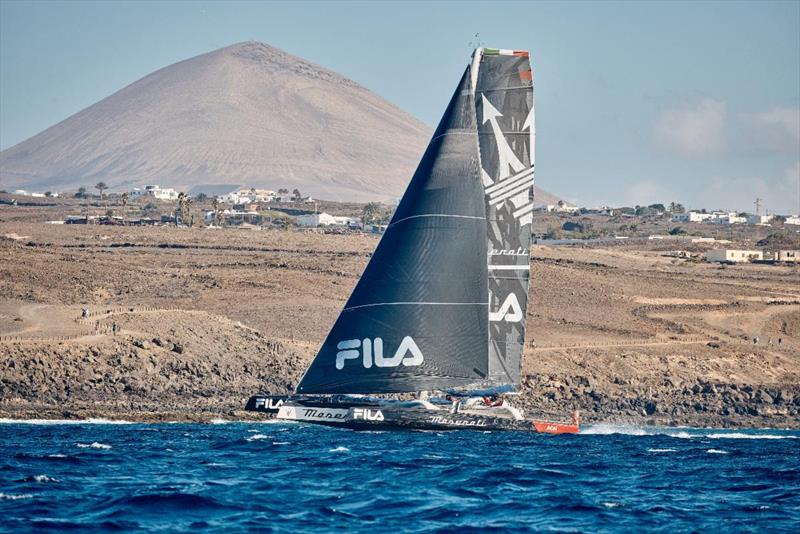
[1,204,799,427]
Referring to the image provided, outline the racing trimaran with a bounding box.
[246,47,579,433]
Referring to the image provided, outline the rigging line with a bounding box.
[388,214,485,228]
[343,302,489,312]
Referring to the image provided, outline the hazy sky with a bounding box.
[1,0,799,212]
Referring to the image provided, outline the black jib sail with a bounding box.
[295,48,534,395]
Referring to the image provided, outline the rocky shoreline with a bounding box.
[2,224,799,431]
[3,374,798,429]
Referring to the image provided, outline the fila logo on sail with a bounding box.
[489,293,524,323]
[335,336,424,370]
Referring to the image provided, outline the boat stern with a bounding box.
[531,410,580,434]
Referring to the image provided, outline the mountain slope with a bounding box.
[0,41,560,203]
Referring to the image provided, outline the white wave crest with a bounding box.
[209,419,229,425]
[47,454,67,458]
[0,418,133,425]
[272,441,290,445]
[706,433,798,440]
[0,493,33,500]
[77,442,112,450]
[582,425,692,438]
[706,449,729,454]
[329,446,349,453]
[247,419,295,424]
[647,448,677,453]
[30,474,59,483]
[601,502,623,508]
[246,434,269,441]
[582,425,799,440]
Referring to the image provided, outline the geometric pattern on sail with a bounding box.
[474,48,535,389]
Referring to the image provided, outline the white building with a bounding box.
[218,188,276,204]
[706,249,763,263]
[777,250,799,263]
[783,215,800,226]
[296,212,360,228]
[219,192,250,204]
[671,211,714,223]
[747,214,774,225]
[131,185,179,201]
[545,201,579,213]
[711,212,747,224]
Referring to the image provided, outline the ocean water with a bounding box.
[0,421,798,532]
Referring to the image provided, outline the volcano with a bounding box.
[0,41,560,204]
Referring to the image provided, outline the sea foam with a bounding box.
[705,433,797,440]
[0,418,133,425]
[77,442,112,450]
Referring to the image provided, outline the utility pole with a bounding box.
[754,197,762,216]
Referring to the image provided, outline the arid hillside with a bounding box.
[0,41,429,202]
[1,209,798,427]
[0,41,563,206]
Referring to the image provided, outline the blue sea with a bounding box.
[0,420,798,532]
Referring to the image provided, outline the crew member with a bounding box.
[483,394,503,407]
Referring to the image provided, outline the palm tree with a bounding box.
[120,192,129,223]
[292,188,301,201]
[211,198,223,227]
[95,182,107,199]
[361,202,381,229]
[175,192,192,226]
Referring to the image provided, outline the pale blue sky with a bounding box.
[1,0,799,212]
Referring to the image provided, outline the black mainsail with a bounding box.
[295,48,535,395]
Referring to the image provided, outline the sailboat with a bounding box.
[246,48,579,433]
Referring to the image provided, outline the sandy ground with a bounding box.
[1,214,799,428]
